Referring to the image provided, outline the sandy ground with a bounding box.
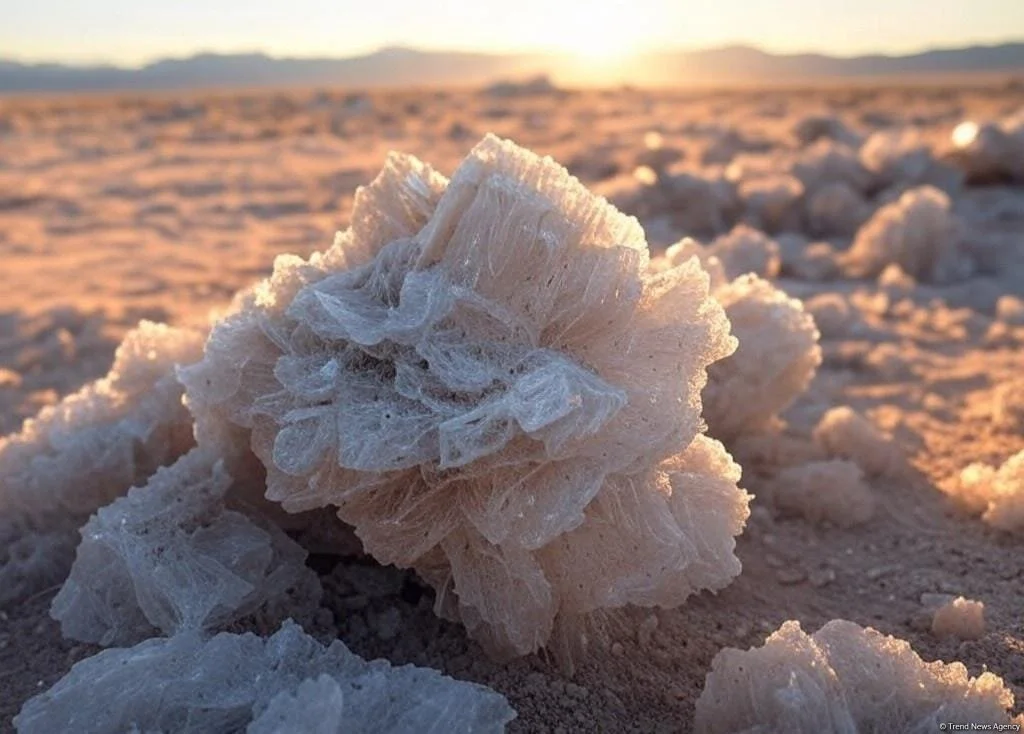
[2,83,1024,733]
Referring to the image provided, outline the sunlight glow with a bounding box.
[952,121,980,148]
[548,0,650,61]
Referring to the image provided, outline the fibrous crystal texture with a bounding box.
[658,240,821,444]
[51,447,321,646]
[700,274,821,442]
[14,620,515,734]
[178,134,749,658]
[0,321,203,605]
[694,619,1015,734]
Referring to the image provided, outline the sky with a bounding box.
[3,0,1023,66]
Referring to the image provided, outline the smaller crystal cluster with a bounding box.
[15,621,515,734]
[695,619,1015,733]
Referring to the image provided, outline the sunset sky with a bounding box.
[3,0,1023,65]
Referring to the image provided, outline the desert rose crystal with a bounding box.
[695,619,1015,733]
[178,134,750,657]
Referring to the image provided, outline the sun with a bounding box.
[545,0,646,63]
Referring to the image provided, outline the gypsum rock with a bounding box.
[0,321,204,605]
[657,243,820,442]
[859,128,962,193]
[15,620,516,734]
[0,321,203,521]
[694,619,1015,734]
[812,406,903,478]
[659,238,726,282]
[944,449,1024,532]
[736,173,804,233]
[790,140,872,195]
[930,596,986,641]
[770,459,876,527]
[843,185,970,283]
[804,181,871,238]
[946,118,1024,184]
[595,168,739,240]
[701,129,772,166]
[859,128,935,187]
[660,225,780,284]
[785,241,840,282]
[179,134,748,659]
[706,224,781,281]
[662,170,740,237]
[701,274,822,443]
[51,446,321,647]
[803,293,858,339]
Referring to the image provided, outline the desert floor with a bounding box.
[2,82,1024,733]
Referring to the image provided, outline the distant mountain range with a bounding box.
[2,42,1023,93]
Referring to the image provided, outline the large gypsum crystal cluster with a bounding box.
[0,321,204,605]
[178,133,750,658]
[659,236,821,443]
[15,620,515,734]
[695,619,1016,734]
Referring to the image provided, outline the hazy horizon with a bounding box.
[5,38,1024,70]
[5,0,1024,67]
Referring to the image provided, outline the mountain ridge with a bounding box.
[2,42,1022,92]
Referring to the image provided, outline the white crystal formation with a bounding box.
[844,186,968,283]
[0,321,203,605]
[771,459,876,527]
[660,240,820,443]
[947,117,1024,184]
[51,447,321,646]
[15,620,516,734]
[945,449,1024,531]
[701,274,821,442]
[707,224,781,281]
[178,134,749,658]
[0,321,202,523]
[813,406,903,478]
[695,619,1015,734]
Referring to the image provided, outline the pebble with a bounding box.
[809,568,836,587]
[776,567,807,585]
